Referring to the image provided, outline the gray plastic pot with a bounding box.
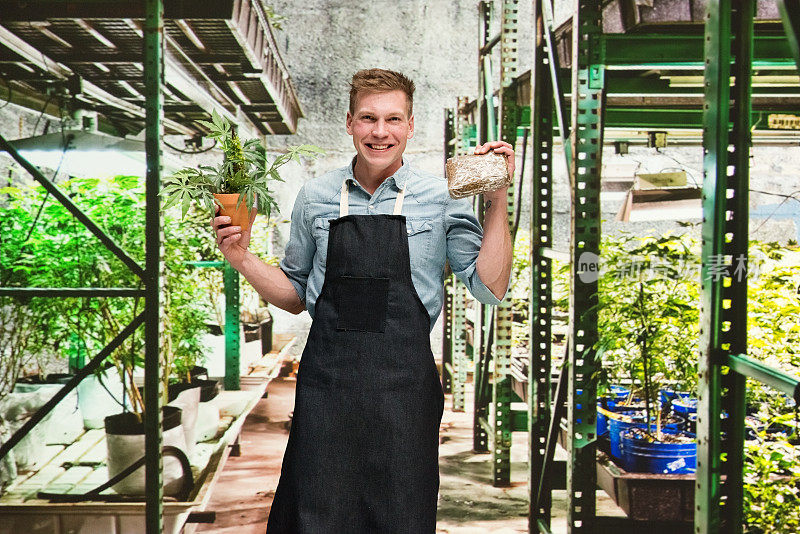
[195,401,221,443]
[77,366,128,429]
[167,384,201,455]
[13,379,84,445]
[104,406,187,496]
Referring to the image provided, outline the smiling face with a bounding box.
[346,90,414,184]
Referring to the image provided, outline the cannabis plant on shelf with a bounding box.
[161,110,323,229]
[595,232,700,434]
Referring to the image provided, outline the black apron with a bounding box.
[266,180,445,534]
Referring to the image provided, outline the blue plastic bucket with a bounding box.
[597,385,638,437]
[608,413,684,461]
[659,388,691,406]
[607,412,641,460]
[598,400,642,438]
[672,398,698,416]
[610,385,630,401]
[621,430,697,474]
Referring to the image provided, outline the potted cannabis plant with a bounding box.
[161,111,323,231]
[595,232,700,471]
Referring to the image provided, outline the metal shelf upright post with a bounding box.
[697,2,752,532]
[443,97,472,411]
[443,107,456,396]
[491,0,521,488]
[143,1,166,530]
[528,1,555,529]
[188,261,243,391]
[0,2,166,531]
[697,3,800,533]
[470,0,523,487]
[473,0,496,456]
[564,2,604,532]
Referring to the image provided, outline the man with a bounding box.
[213,68,513,533]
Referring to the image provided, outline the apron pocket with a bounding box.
[334,276,390,333]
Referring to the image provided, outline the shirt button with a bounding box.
[368,204,374,210]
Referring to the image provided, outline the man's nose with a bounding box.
[372,120,388,137]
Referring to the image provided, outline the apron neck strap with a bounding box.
[339,180,349,217]
[393,184,406,215]
[339,180,406,217]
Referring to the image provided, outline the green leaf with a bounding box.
[0,186,23,196]
[181,195,191,219]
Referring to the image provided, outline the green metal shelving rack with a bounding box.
[442,0,523,480]
[447,1,800,533]
[477,0,526,486]
[0,1,276,530]
[697,2,800,532]
[142,1,165,530]
[0,3,166,531]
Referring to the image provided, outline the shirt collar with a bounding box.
[346,156,410,191]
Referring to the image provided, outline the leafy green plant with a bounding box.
[0,177,218,416]
[509,229,532,350]
[545,229,800,525]
[161,110,323,219]
[738,242,800,533]
[745,242,800,411]
[743,437,800,534]
[597,232,700,403]
[551,231,701,418]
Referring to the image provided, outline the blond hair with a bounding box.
[349,68,415,117]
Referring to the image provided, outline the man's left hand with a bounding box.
[474,141,515,203]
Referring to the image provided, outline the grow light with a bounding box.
[616,171,702,222]
[616,186,702,222]
[9,130,182,178]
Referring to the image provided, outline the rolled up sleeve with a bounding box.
[445,196,505,306]
[279,187,314,304]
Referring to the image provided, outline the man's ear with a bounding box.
[408,114,414,139]
[346,111,353,135]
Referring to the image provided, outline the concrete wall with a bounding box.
[268,0,489,151]
[262,0,515,342]
[0,103,48,189]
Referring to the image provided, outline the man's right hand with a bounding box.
[211,207,305,315]
[212,208,257,269]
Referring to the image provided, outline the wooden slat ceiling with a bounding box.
[0,0,303,137]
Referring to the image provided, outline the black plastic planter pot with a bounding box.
[189,366,209,381]
[243,322,260,343]
[260,317,272,354]
[193,379,220,403]
[243,317,273,354]
[169,374,219,403]
[105,405,183,435]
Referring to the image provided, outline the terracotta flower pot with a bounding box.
[214,193,252,232]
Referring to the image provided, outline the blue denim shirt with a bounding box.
[279,159,504,330]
